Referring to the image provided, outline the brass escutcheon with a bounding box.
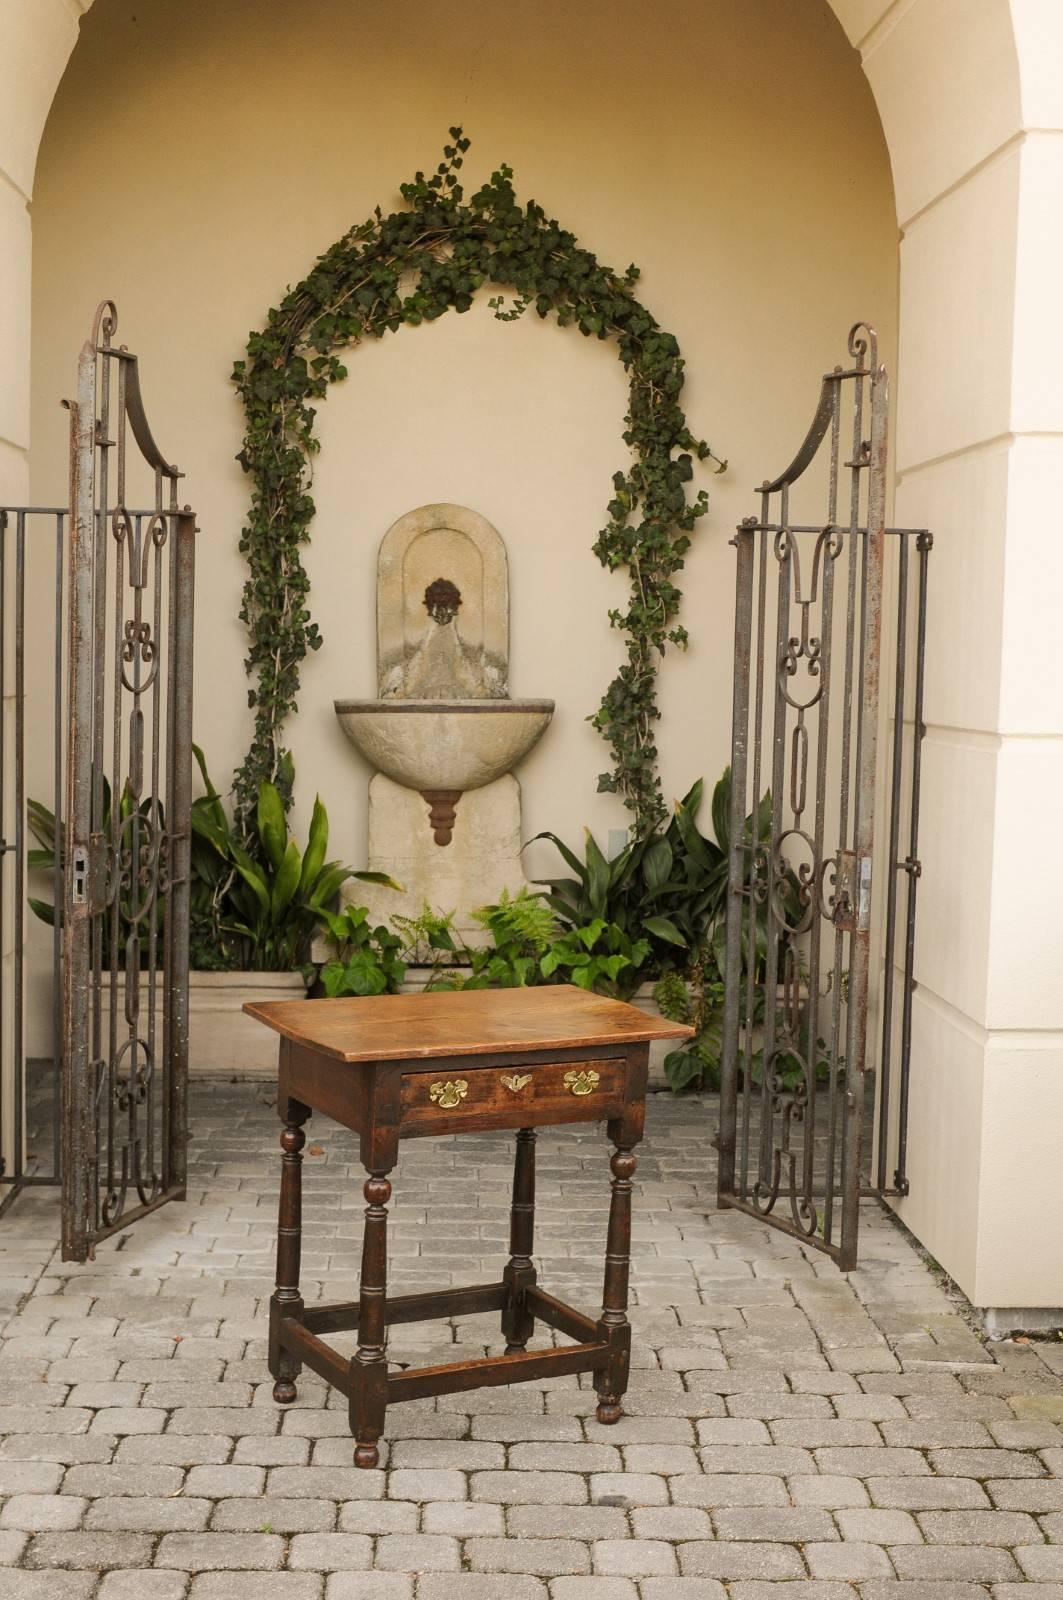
[500,1072,533,1094]
[563,1068,600,1097]
[428,1079,469,1110]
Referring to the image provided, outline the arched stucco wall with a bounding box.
[3,0,1063,1315]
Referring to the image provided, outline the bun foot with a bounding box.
[504,1343,527,1356]
[272,1379,297,1405]
[354,1442,380,1469]
[596,1397,622,1425]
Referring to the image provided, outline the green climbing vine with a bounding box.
[232,131,723,833]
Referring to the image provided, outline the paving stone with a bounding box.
[588,1472,668,1507]
[155,1531,286,1569]
[890,1545,1021,1581]
[387,1468,466,1502]
[423,1501,504,1536]
[338,1501,419,1534]
[728,1587,857,1600]
[211,1497,337,1532]
[631,1505,712,1539]
[638,1582,726,1600]
[835,1508,921,1543]
[589,1539,676,1576]
[115,1433,233,1465]
[506,1505,626,1539]
[677,1540,806,1579]
[0,1493,86,1530]
[24,1529,154,1568]
[267,1466,385,1499]
[1015,1544,1063,1580]
[788,1475,869,1509]
[189,1579,323,1600]
[0,1460,64,1494]
[415,1579,544,1599]
[0,1528,29,1561]
[471,1470,587,1505]
[805,1541,895,1578]
[917,1509,1041,1545]
[465,1538,590,1575]
[85,1495,212,1531]
[547,1581,636,1600]
[388,1440,503,1470]
[3,1577,99,1600]
[671,1472,789,1508]
[929,1449,1043,1477]
[288,1533,374,1569]
[186,1465,267,1496]
[713,1505,838,1542]
[97,1575,189,1600]
[327,1579,410,1599]
[373,1533,462,1571]
[868,1477,990,1510]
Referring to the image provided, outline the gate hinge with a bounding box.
[833,850,873,933]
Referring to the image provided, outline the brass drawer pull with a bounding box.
[500,1073,533,1094]
[428,1079,469,1110]
[563,1068,600,1097]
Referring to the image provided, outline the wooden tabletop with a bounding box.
[244,983,694,1064]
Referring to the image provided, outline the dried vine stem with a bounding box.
[233,132,723,832]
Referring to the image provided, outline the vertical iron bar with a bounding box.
[894,531,931,1194]
[741,498,770,1199]
[61,345,99,1262]
[166,508,194,1198]
[839,357,888,1272]
[718,521,755,1204]
[759,488,792,1192]
[13,514,25,1182]
[52,513,65,1178]
[801,388,842,1227]
[876,532,909,1191]
[0,505,6,1184]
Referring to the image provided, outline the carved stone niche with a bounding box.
[377,503,509,700]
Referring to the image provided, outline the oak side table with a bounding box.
[245,984,692,1466]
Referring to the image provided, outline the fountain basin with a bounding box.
[334,698,555,794]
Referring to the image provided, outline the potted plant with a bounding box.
[27,749,398,1077]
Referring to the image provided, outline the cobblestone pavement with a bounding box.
[2,1082,1063,1600]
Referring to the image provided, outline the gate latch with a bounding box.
[833,850,873,933]
[70,834,107,912]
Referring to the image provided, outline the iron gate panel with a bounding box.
[717,324,929,1271]
[62,301,196,1262]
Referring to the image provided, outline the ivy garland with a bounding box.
[232,131,723,834]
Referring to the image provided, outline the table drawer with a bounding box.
[400,1057,626,1133]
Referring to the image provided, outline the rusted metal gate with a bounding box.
[717,324,930,1271]
[0,302,196,1260]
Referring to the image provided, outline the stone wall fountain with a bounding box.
[335,504,554,941]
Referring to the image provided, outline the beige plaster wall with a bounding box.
[26,0,897,938]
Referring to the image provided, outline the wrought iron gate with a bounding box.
[61,302,196,1261]
[0,303,195,1258]
[717,324,929,1271]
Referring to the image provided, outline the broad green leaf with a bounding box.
[257,782,288,872]
[272,838,300,915]
[28,896,56,926]
[352,869,403,889]
[642,837,673,893]
[642,914,687,948]
[583,829,610,916]
[299,795,328,891]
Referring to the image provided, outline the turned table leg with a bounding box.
[269,1100,310,1404]
[595,1141,638,1425]
[502,1127,537,1354]
[349,1171,392,1467]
